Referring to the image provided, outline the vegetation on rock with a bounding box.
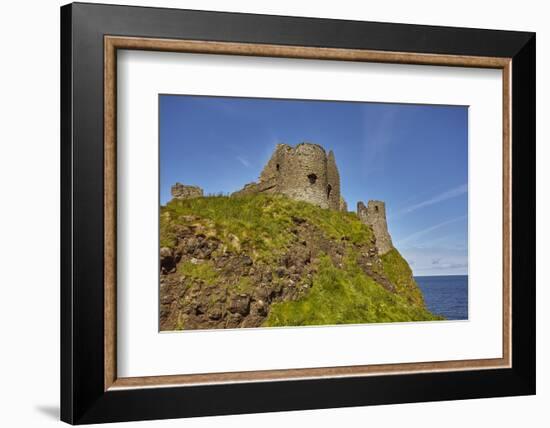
[265,254,439,326]
[159,194,440,330]
[381,248,428,308]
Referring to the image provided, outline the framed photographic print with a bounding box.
[60,2,535,424]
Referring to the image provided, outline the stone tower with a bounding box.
[232,143,346,211]
[357,200,393,255]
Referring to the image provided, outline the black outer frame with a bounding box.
[60,2,535,424]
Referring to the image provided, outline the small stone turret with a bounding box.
[357,200,393,255]
[171,183,203,200]
[232,142,347,211]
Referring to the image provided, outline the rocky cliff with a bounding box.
[159,194,440,330]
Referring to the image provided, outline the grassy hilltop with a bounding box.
[159,194,441,330]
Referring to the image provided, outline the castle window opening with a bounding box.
[327,184,332,199]
[307,173,317,184]
[375,205,379,212]
[276,163,280,171]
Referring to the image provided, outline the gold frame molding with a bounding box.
[104,35,512,391]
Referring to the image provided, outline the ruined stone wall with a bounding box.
[233,142,344,211]
[278,143,330,209]
[326,150,341,210]
[231,179,277,197]
[357,200,393,255]
[259,144,291,184]
[171,183,204,200]
[339,196,348,212]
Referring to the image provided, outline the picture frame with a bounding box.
[60,2,535,424]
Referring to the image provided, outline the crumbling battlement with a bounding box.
[357,200,393,255]
[232,143,346,211]
[171,183,204,200]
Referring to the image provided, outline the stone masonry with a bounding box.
[232,143,346,211]
[171,183,204,200]
[357,200,393,255]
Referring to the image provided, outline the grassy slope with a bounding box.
[161,194,373,263]
[265,254,439,326]
[381,248,427,307]
[161,194,440,326]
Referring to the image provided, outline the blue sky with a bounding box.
[160,95,468,276]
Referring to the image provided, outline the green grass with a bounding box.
[264,254,440,327]
[160,211,178,248]
[161,194,373,263]
[381,248,426,307]
[234,277,253,294]
[178,260,219,285]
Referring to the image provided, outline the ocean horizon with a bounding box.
[414,275,468,321]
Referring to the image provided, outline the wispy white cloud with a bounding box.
[402,184,467,214]
[399,245,468,276]
[236,156,251,168]
[397,215,467,246]
[409,232,467,250]
[359,107,400,176]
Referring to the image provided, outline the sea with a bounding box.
[414,275,468,321]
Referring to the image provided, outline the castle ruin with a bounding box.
[232,143,345,211]
[171,142,394,255]
[357,200,393,255]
